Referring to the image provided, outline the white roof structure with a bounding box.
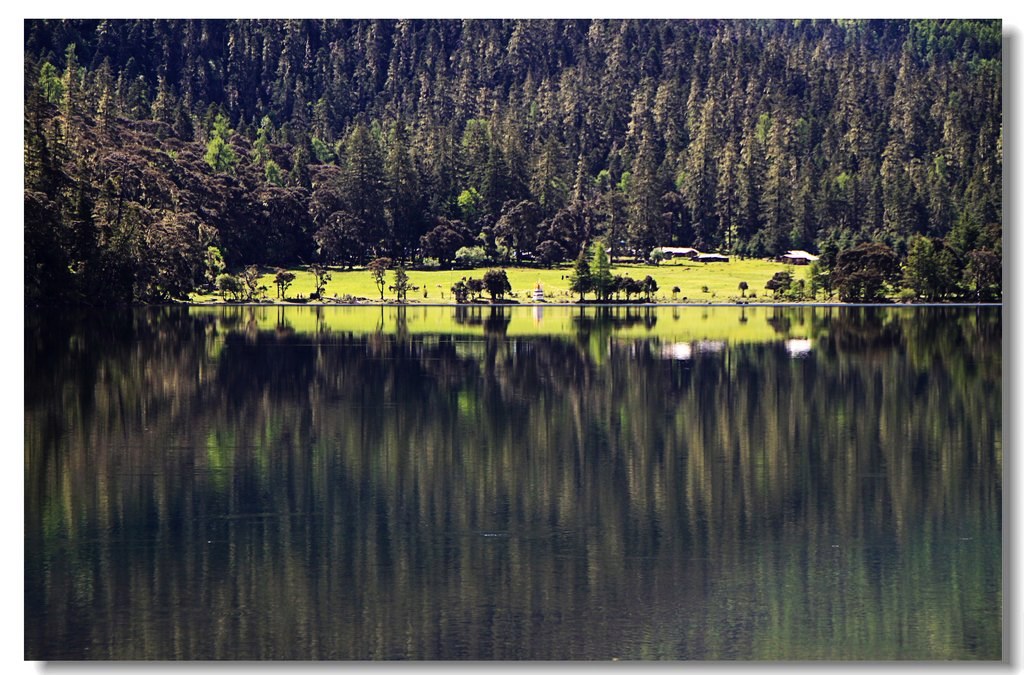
[657,246,699,255]
[782,250,820,261]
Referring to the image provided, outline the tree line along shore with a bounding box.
[198,239,997,306]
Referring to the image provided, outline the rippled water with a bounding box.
[24,305,1002,659]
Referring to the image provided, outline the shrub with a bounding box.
[765,271,793,298]
[454,245,489,268]
[216,273,243,301]
[898,288,917,303]
[450,281,469,303]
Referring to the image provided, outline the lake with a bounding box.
[24,305,1002,660]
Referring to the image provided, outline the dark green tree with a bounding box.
[420,218,470,268]
[765,270,794,298]
[392,265,411,302]
[903,236,947,301]
[309,264,331,298]
[383,121,424,260]
[628,128,668,254]
[569,248,593,302]
[482,268,512,302]
[466,277,485,301]
[341,123,386,254]
[641,275,659,302]
[964,249,1001,302]
[274,268,296,299]
[314,212,365,268]
[530,134,569,218]
[834,242,901,302]
[493,199,542,263]
[450,280,469,303]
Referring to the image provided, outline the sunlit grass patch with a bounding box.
[191,258,811,304]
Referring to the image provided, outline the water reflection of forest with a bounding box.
[25,307,1001,659]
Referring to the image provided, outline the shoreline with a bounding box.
[175,301,1003,308]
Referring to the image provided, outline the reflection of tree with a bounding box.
[25,306,1002,660]
[482,306,511,337]
[817,306,903,356]
[453,305,484,326]
[766,309,791,334]
[571,306,656,336]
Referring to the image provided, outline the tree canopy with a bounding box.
[24,19,1001,305]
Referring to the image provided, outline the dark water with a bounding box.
[24,305,1002,660]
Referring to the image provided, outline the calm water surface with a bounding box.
[25,305,1001,659]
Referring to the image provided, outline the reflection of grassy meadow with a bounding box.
[191,258,811,304]
[190,304,826,345]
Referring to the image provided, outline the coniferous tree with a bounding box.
[340,122,386,253]
[204,113,239,173]
[21,19,1003,304]
[627,128,666,254]
[589,241,614,301]
[569,248,593,301]
[383,120,423,260]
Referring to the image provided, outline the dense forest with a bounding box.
[24,19,1002,304]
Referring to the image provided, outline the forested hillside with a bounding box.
[24,19,1002,304]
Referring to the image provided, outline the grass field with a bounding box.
[192,257,812,304]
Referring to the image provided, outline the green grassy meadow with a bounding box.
[192,257,812,304]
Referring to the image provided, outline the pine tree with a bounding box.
[589,241,614,301]
[341,122,386,253]
[627,127,666,254]
[204,113,239,173]
[383,120,423,260]
[530,134,569,218]
[568,248,593,302]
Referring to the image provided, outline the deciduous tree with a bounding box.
[368,256,392,300]
[274,268,296,299]
[310,264,331,298]
[482,268,512,301]
[834,242,900,302]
